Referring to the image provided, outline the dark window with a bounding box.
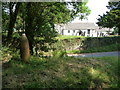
[84,32,85,36]
[87,29,90,34]
[68,30,70,33]
[62,29,64,35]
[102,33,104,36]
[78,30,82,35]
[97,32,99,36]
[73,30,75,33]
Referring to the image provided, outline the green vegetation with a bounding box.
[97,2,120,35]
[52,50,67,58]
[51,36,120,54]
[2,2,90,54]
[67,43,120,54]
[56,35,86,40]
[2,54,119,88]
[2,1,120,89]
[2,34,120,56]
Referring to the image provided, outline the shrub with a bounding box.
[52,50,67,58]
[1,46,13,63]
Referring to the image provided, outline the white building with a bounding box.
[55,22,113,37]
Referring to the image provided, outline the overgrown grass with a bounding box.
[2,55,119,88]
[56,35,86,40]
[67,43,120,54]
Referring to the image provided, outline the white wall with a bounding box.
[81,29,98,37]
[97,32,108,37]
[89,30,98,37]
[63,29,98,37]
[63,30,80,36]
[57,28,109,37]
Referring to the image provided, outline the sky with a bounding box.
[72,0,110,23]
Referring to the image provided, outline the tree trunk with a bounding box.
[7,2,21,41]
[118,27,120,35]
[25,2,34,55]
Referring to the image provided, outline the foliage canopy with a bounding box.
[97,2,120,35]
[2,2,91,54]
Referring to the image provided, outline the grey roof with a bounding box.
[55,23,113,32]
[61,22,98,30]
[97,27,113,32]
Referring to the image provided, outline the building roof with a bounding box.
[97,27,113,32]
[55,23,113,32]
[61,22,98,30]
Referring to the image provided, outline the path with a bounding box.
[67,51,120,57]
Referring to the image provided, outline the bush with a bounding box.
[66,43,120,54]
[50,36,120,51]
[0,47,13,63]
[52,50,67,58]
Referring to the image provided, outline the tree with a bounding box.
[2,2,10,32]
[97,2,120,35]
[24,2,91,54]
[2,2,21,41]
[2,2,91,54]
[8,2,21,40]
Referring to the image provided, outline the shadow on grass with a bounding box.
[2,56,119,88]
